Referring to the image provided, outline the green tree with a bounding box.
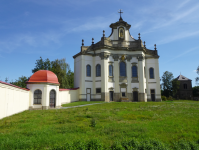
[172,78,180,97]
[161,71,174,97]
[196,66,199,85]
[32,57,73,89]
[10,76,29,88]
[192,86,199,97]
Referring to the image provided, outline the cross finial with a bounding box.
[103,30,105,37]
[138,33,140,40]
[118,9,123,20]
[154,44,157,50]
[82,39,84,46]
[144,41,146,48]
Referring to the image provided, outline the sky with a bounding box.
[0,0,199,87]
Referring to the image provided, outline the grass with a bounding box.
[61,101,105,107]
[0,101,199,149]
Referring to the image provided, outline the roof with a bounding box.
[0,80,30,91]
[27,70,60,84]
[176,75,192,81]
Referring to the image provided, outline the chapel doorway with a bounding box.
[109,91,113,101]
[50,90,56,108]
[133,91,138,102]
[86,88,91,101]
[150,89,155,101]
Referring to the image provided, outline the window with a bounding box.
[34,89,42,104]
[149,68,154,79]
[86,65,91,77]
[96,88,101,93]
[132,66,137,77]
[184,84,187,89]
[96,64,101,77]
[122,92,125,97]
[120,62,126,76]
[109,65,113,76]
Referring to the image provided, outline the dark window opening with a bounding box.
[96,88,101,93]
[34,89,42,104]
[122,92,125,97]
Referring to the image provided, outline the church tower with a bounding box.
[73,11,161,102]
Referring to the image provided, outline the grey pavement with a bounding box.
[61,102,106,109]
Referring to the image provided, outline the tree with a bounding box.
[161,71,174,97]
[192,86,199,97]
[32,57,73,89]
[10,76,29,88]
[196,66,199,85]
[172,78,180,97]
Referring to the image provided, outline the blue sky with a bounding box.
[0,0,199,87]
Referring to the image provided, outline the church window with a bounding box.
[96,88,101,93]
[122,92,125,97]
[86,65,91,77]
[120,62,126,76]
[109,65,113,76]
[119,27,124,39]
[149,68,154,79]
[184,84,187,89]
[96,64,101,77]
[34,89,42,104]
[132,66,137,77]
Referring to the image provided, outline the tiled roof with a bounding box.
[176,75,192,81]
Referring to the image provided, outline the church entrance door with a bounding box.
[86,88,91,101]
[109,91,113,101]
[150,89,155,101]
[50,90,56,108]
[133,91,138,101]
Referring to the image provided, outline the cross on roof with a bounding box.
[118,9,123,19]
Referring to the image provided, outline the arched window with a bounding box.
[34,89,42,104]
[132,66,137,77]
[109,65,113,76]
[120,62,126,76]
[86,65,91,77]
[149,68,154,79]
[50,90,56,108]
[96,64,101,77]
[184,84,187,89]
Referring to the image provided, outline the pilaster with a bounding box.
[92,56,96,99]
[113,54,120,100]
[145,59,150,101]
[138,55,146,102]
[126,58,132,94]
[79,55,86,101]
[155,59,161,101]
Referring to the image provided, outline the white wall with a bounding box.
[59,89,79,104]
[0,82,29,120]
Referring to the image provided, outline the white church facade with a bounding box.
[0,14,161,120]
[74,16,161,102]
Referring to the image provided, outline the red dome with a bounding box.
[27,70,59,84]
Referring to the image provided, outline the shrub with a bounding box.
[161,96,167,101]
[90,118,97,127]
[167,96,173,101]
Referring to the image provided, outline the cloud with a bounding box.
[193,70,197,72]
[177,0,190,10]
[163,46,199,64]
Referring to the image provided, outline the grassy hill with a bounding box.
[0,101,199,149]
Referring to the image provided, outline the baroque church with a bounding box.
[0,12,162,119]
[73,12,161,102]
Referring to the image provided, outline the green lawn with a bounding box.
[0,101,199,149]
[61,101,105,107]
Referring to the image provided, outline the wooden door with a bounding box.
[133,91,138,101]
[50,90,56,108]
[151,89,155,101]
[109,91,113,101]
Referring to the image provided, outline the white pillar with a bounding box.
[79,55,86,101]
[145,59,150,101]
[138,55,146,102]
[92,56,96,101]
[155,59,161,101]
[113,54,120,101]
[127,60,132,100]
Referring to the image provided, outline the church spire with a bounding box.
[118,9,123,21]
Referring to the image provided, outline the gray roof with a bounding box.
[176,75,192,81]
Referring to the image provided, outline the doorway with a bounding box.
[150,89,155,101]
[133,91,138,101]
[86,88,91,101]
[50,90,56,108]
[109,91,113,101]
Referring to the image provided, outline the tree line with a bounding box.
[8,57,74,89]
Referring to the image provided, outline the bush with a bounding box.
[90,118,97,127]
[161,96,167,101]
[167,96,173,101]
